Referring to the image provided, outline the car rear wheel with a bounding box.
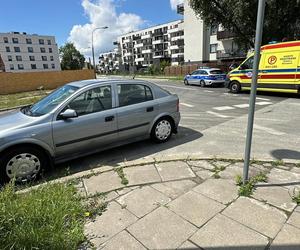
[0,146,47,183]
[200,80,205,88]
[184,79,189,85]
[151,118,173,143]
[230,81,241,93]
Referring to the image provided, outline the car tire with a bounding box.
[184,79,189,85]
[0,146,47,183]
[151,117,173,143]
[200,80,205,88]
[230,81,241,94]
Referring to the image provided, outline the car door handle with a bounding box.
[146,107,154,112]
[105,116,114,122]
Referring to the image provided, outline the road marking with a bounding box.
[234,104,249,108]
[256,101,273,106]
[254,124,286,136]
[256,97,270,101]
[213,106,235,111]
[206,111,231,118]
[180,102,195,108]
[158,84,195,91]
[204,90,213,93]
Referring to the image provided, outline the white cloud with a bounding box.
[68,0,144,58]
[170,0,184,10]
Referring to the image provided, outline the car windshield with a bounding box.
[209,70,224,75]
[23,85,79,117]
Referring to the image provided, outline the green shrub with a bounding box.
[0,181,86,250]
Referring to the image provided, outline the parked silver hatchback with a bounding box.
[0,79,180,183]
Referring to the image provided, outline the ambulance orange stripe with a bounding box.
[238,74,300,79]
[261,41,300,50]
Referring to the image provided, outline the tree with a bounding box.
[59,43,85,70]
[189,0,300,50]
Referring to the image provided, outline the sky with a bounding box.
[0,0,184,58]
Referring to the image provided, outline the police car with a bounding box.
[184,67,226,87]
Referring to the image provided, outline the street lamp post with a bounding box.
[92,26,108,78]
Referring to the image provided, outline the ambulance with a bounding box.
[226,41,300,94]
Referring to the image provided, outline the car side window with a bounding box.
[67,86,112,116]
[117,84,153,107]
[191,71,198,75]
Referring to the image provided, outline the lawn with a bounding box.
[0,90,51,110]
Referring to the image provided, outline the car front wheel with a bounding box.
[184,79,189,85]
[230,81,241,93]
[151,118,173,143]
[0,146,47,183]
[200,80,206,87]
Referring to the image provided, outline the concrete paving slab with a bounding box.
[253,186,297,212]
[123,164,161,186]
[84,202,137,246]
[213,160,232,168]
[193,179,238,205]
[194,169,214,179]
[156,161,195,181]
[287,211,300,229]
[295,206,300,213]
[223,197,287,238]
[178,240,199,249]
[187,160,215,170]
[101,230,146,250]
[116,187,133,196]
[190,214,268,250]
[83,171,125,195]
[169,191,225,227]
[270,224,300,250]
[151,179,197,199]
[128,207,197,249]
[268,169,300,186]
[219,163,262,179]
[291,167,300,174]
[117,186,170,218]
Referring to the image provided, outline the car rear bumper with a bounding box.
[172,112,181,133]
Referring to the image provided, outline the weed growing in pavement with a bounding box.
[115,167,129,185]
[291,189,300,205]
[235,172,267,197]
[210,163,226,179]
[271,160,285,167]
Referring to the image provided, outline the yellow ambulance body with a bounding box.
[227,41,300,94]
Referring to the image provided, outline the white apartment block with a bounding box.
[0,32,61,73]
[98,47,121,72]
[117,19,184,67]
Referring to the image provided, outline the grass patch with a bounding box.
[271,160,284,167]
[235,172,268,197]
[0,181,87,249]
[115,167,129,185]
[291,189,300,205]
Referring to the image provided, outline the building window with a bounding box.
[51,63,55,69]
[39,39,44,44]
[29,56,35,61]
[3,37,8,43]
[26,38,32,44]
[210,44,218,53]
[42,56,47,61]
[43,64,48,69]
[40,47,46,53]
[5,46,10,52]
[16,55,22,61]
[49,48,53,53]
[28,47,34,53]
[50,56,54,61]
[31,64,37,69]
[9,64,14,70]
[8,55,12,61]
[12,38,18,43]
[14,47,21,52]
[47,39,51,45]
[210,24,218,35]
[18,64,24,70]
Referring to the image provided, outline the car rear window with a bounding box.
[210,70,224,75]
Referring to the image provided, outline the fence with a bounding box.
[0,69,94,95]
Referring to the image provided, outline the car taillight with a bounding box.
[176,99,179,112]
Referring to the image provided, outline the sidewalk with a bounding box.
[78,159,300,249]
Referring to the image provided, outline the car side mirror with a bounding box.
[60,109,78,119]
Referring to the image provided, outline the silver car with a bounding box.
[0,79,180,182]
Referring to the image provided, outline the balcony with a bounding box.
[153,39,164,45]
[134,43,144,48]
[153,54,165,59]
[177,3,184,15]
[135,57,144,62]
[123,38,132,43]
[141,34,151,39]
[171,52,184,58]
[216,50,247,59]
[217,30,235,40]
[170,44,179,50]
[142,49,152,54]
[171,35,184,42]
[124,52,132,57]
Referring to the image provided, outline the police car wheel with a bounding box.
[184,79,189,85]
[200,80,205,88]
[230,81,241,93]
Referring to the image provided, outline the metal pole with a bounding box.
[243,0,266,184]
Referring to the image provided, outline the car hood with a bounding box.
[0,110,40,134]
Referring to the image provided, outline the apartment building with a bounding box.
[117,19,184,68]
[0,32,61,72]
[98,47,121,73]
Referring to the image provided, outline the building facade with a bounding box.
[98,47,121,73]
[0,32,61,73]
[117,19,184,68]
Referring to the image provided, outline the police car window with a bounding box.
[201,70,208,75]
[240,56,254,70]
[191,71,198,75]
